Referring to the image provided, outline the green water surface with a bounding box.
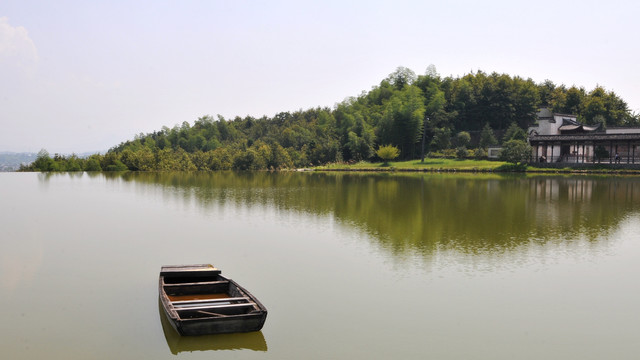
[1,171,639,359]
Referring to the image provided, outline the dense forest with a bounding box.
[23,66,639,172]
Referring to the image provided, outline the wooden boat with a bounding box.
[159,264,267,336]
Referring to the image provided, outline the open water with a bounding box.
[1,171,639,359]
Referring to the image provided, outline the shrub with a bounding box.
[474,147,487,160]
[85,158,102,171]
[456,131,471,147]
[429,149,457,158]
[376,144,400,165]
[500,139,532,164]
[456,146,468,159]
[105,160,128,171]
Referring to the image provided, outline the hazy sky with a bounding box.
[2,0,639,153]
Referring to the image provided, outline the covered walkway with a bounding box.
[530,133,640,165]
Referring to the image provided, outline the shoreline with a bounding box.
[309,162,640,175]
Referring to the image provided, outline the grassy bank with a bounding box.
[313,159,640,174]
[315,158,506,171]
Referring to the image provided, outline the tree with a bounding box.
[187,134,206,152]
[209,148,233,170]
[593,115,607,130]
[538,79,556,107]
[430,127,451,151]
[94,66,638,171]
[339,111,375,161]
[233,149,260,170]
[270,143,293,169]
[502,122,527,144]
[500,139,532,164]
[65,154,82,171]
[376,144,400,165]
[101,152,127,171]
[32,149,54,171]
[85,156,102,171]
[456,131,471,147]
[156,148,196,171]
[386,66,417,90]
[563,86,585,115]
[479,123,498,149]
[190,151,211,170]
[346,131,368,161]
[512,76,540,128]
[384,85,425,159]
[583,87,607,124]
[425,64,439,78]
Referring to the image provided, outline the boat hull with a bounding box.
[169,310,266,336]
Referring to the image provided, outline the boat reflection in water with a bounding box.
[159,301,268,354]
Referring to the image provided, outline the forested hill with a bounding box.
[23,67,639,171]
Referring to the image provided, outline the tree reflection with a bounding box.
[109,172,640,256]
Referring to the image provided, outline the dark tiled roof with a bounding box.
[530,133,640,142]
[558,124,601,133]
[558,125,580,131]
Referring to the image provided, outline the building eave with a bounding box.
[553,113,578,118]
[530,133,640,142]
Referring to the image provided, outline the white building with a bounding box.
[528,108,640,164]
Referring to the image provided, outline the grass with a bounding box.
[315,158,507,171]
[313,158,640,175]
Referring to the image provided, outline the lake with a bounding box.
[1,171,639,359]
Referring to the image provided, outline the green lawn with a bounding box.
[313,158,640,174]
[315,158,507,171]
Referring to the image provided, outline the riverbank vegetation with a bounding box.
[21,66,639,172]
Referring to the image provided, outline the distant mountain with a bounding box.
[0,152,37,171]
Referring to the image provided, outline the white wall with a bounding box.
[531,118,562,136]
[606,127,640,134]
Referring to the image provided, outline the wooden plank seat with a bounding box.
[163,280,229,287]
[175,302,257,312]
[171,296,250,308]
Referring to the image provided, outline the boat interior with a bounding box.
[162,274,259,319]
